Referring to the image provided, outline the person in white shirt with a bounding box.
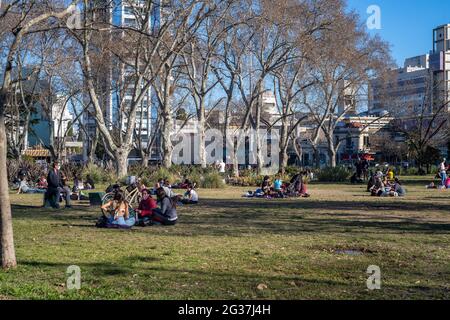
[218,160,226,174]
[182,184,198,204]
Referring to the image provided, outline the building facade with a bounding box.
[369,24,450,159]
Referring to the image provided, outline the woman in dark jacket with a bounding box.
[153,187,178,225]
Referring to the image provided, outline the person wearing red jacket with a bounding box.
[136,189,157,219]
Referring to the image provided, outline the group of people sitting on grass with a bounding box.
[16,163,99,209]
[14,161,73,208]
[367,171,406,197]
[73,175,96,192]
[16,175,48,194]
[244,172,310,199]
[97,177,199,229]
[99,187,178,228]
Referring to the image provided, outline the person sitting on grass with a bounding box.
[182,184,199,204]
[298,172,311,198]
[17,176,46,194]
[164,178,172,189]
[84,175,95,190]
[261,176,271,197]
[392,178,406,197]
[153,187,178,226]
[73,175,84,192]
[37,175,48,190]
[426,182,437,189]
[60,173,72,208]
[135,188,157,226]
[101,190,135,227]
[367,172,376,192]
[136,178,147,193]
[387,168,394,181]
[45,161,63,208]
[273,175,283,195]
[371,176,385,196]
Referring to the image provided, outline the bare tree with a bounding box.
[180,0,236,167]
[75,0,215,174]
[303,10,391,167]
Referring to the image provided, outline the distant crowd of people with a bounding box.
[244,171,312,199]
[367,172,406,197]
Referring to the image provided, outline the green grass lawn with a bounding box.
[1,176,449,300]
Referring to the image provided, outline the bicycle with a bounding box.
[101,183,142,208]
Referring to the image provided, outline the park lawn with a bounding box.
[1,176,449,300]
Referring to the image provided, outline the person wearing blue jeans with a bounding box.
[439,159,447,189]
[17,178,46,194]
[101,191,136,227]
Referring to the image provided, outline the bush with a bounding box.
[201,172,225,189]
[316,166,351,182]
[61,163,84,180]
[82,164,113,184]
[7,158,47,185]
[148,167,179,186]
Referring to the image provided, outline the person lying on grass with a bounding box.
[101,190,135,227]
[153,187,178,226]
[17,177,46,194]
[182,184,198,204]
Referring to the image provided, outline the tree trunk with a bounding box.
[312,145,320,169]
[279,145,289,174]
[232,136,239,177]
[161,110,173,169]
[198,112,206,168]
[87,132,98,164]
[279,117,289,174]
[115,150,129,178]
[233,152,239,177]
[292,137,303,166]
[329,149,337,168]
[0,104,17,269]
[255,87,263,175]
[327,138,337,168]
[141,150,149,167]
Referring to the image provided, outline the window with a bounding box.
[124,18,137,28]
[124,6,134,15]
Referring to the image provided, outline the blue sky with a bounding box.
[347,0,450,67]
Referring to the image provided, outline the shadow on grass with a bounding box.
[20,255,162,277]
